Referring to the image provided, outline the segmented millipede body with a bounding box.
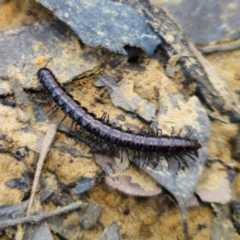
[37,68,202,165]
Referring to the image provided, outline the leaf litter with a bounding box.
[0,19,103,95]
[139,94,209,238]
[36,0,162,56]
[94,83,210,238]
[95,75,156,122]
[122,0,240,122]
[1,0,239,239]
[95,153,162,197]
[196,161,234,204]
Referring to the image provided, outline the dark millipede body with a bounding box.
[37,68,202,164]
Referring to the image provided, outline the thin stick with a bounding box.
[0,201,87,230]
[27,124,58,215]
[199,41,240,53]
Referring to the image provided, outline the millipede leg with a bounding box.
[87,133,95,140]
[185,153,196,162]
[41,99,52,107]
[145,153,150,167]
[138,127,145,135]
[125,148,131,162]
[177,128,182,136]
[148,126,156,136]
[142,152,146,167]
[154,153,160,169]
[110,144,116,156]
[111,122,116,128]
[182,159,188,169]
[135,151,143,167]
[173,156,181,169]
[193,150,199,158]
[120,148,123,163]
[106,114,110,124]
[178,155,188,169]
[58,114,67,126]
[151,123,158,134]
[157,129,162,137]
[100,112,108,123]
[165,157,170,170]
[47,104,59,117]
[132,151,136,162]
[69,120,75,135]
[77,127,85,135]
[74,122,79,132]
[185,129,193,138]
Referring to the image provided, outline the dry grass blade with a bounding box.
[27,124,57,215]
[199,41,240,53]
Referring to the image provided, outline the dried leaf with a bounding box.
[37,0,162,56]
[187,195,199,208]
[95,154,162,197]
[196,162,233,204]
[96,76,156,122]
[196,179,232,204]
[0,20,102,95]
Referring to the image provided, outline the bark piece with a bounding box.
[80,202,102,230]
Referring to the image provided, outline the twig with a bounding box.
[207,157,236,169]
[199,41,240,53]
[0,201,87,230]
[27,124,58,215]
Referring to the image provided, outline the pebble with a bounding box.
[80,202,102,230]
[117,114,126,121]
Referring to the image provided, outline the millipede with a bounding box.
[37,68,202,167]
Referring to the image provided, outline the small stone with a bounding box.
[80,202,102,230]
[73,177,95,195]
[100,222,120,240]
[126,112,137,119]
[117,114,126,121]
